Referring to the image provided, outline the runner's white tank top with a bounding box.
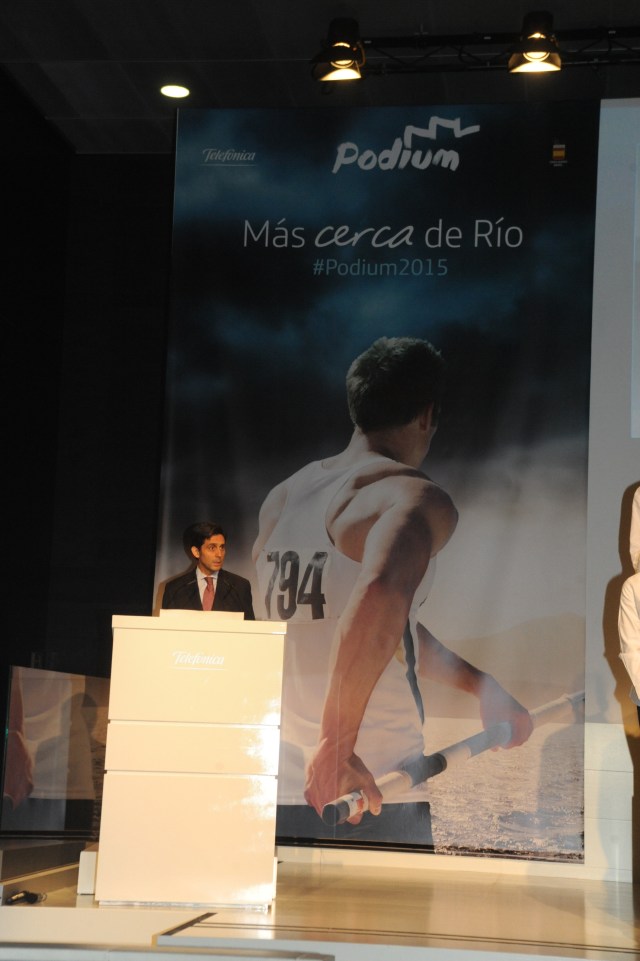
[256,457,434,803]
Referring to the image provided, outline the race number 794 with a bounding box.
[264,550,328,620]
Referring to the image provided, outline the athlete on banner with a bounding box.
[253,336,533,845]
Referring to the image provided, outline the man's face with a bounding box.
[192,534,226,574]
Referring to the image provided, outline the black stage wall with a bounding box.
[1,70,173,678]
[2,69,68,668]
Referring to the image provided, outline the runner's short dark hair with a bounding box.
[346,337,444,432]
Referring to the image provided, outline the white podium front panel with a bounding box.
[105,721,281,775]
[97,771,277,906]
[108,623,283,725]
[95,615,285,908]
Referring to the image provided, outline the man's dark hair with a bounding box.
[183,521,226,554]
[346,336,445,432]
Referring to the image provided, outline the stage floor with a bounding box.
[0,858,638,960]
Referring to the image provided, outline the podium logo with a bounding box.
[332,117,481,174]
[172,650,225,669]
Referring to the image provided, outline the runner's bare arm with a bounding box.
[416,624,533,748]
[304,475,457,820]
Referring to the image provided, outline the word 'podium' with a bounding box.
[95,612,286,907]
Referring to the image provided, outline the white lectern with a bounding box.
[94,613,286,907]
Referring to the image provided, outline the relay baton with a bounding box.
[321,690,585,826]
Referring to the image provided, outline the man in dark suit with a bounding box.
[162,521,255,619]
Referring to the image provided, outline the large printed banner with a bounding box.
[157,102,599,860]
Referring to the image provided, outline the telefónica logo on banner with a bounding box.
[202,148,256,165]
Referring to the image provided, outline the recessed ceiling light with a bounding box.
[160,85,190,99]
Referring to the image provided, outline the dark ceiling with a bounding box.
[2,0,640,155]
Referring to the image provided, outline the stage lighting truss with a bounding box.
[313,20,640,79]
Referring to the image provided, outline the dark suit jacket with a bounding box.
[161,568,255,620]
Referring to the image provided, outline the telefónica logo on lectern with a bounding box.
[172,650,226,669]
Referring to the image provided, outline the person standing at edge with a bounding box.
[620,487,640,723]
[630,486,640,575]
[163,521,255,619]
